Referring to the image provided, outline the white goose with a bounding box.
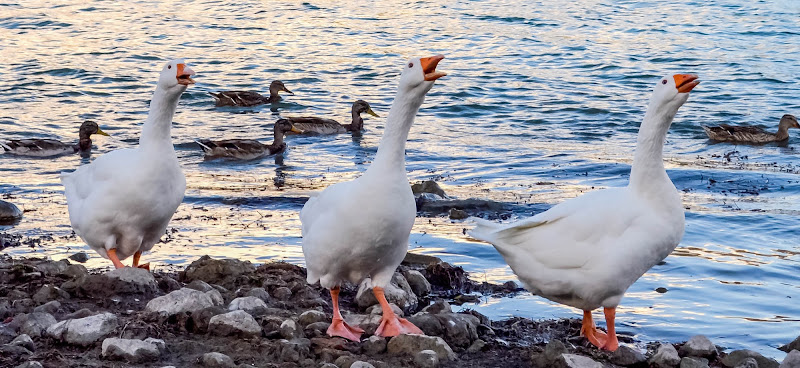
[301,55,446,341]
[470,74,700,351]
[61,59,195,270]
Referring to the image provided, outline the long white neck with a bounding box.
[367,87,426,175]
[139,86,182,150]
[629,100,678,191]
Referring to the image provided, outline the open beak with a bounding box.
[673,74,699,93]
[96,128,110,137]
[177,63,196,86]
[366,108,379,118]
[420,54,446,81]
[290,126,304,134]
[282,86,294,95]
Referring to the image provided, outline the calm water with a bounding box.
[1,0,798,358]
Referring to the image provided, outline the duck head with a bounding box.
[158,59,196,92]
[270,80,294,96]
[779,114,800,130]
[79,120,110,138]
[397,55,446,95]
[274,119,304,135]
[353,100,379,117]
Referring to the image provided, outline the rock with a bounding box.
[105,267,158,294]
[421,300,452,314]
[246,287,270,302]
[68,252,89,263]
[60,264,89,279]
[1,345,32,361]
[144,337,167,352]
[278,338,310,362]
[680,335,718,358]
[531,339,567,367]
[734,358,759,368]
[611,345,647,366]
[362,335,388,355]
[320,364,338,368]
[681,357,710,368]
[181,255,256,289]
[402,252,443,266]
[412,180,447,197]
[402,270,431,297]
[303,321,330,337]
[14,362,43,368]
[298,310,327,327]
[466,339,486,353]
[407,313,444,336]
[351,362,375,368]
[228,296,268,316]
[387,334,456,361]
[781,337,800,353]
[145,288,215,316]
[187,279,214,292]
[10,334,35,351]
[367,303,403,317]
[415,349,439,368]
[356,273,418,311]
[448,208,468,220]
[0,199,22,221]
[201,352,236,368]
[439,313,480,348]
[206,289,224,306]
[19,312,56,338]
[101,337,161,363]
[63,308,94,320]
[32,284,70,304]
[273,286,292,300]
[560,354,604,368]
[280,319,302,339]
[208,310,261,337]
[780,350,800,368]
[721,350,780,368]
[47,312,118,346]
[649,343,681,368]
[32,300,60,314]
[34,260,70,276]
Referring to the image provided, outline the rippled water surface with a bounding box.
[1,0,799,357]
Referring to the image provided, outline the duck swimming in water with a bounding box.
[196,120,303,160]
[209,80,294,107]
[0,121,109,157]
[283,100,379,135]
[702,114,799,144]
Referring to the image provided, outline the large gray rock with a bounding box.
[32,300,60,315]
[734,358,759,368]
[362,335,388,355]
[19,313,56,338]
[201,352,235,368]
[351,362,376,368]
[182,255,256,289]
[47,312,118,346]
[10,334,34,351]
[721,350,780,368]
[356,273,418,311]
[186,279,214,292]
[35,260,70,276]
[780,350,800,368]
[145,288,214,316]
[415,350,439,368]
[387,334,456,361]
[611,345,647,366]
[781,337,800,353]
[101,337,161,363]
[650,343,681,368]
[105,267,157,294]
[402,270,431,297]
[681,357,710,368]
[406,311,479,348]
[228,296,268,316]
[245,287,270,302]
[679,335,717,358]
[208,310,261,337]
[367,303,403,317]
[0,199,22,222]
[14,362,43,368]
[560,354,604,368]
[206,289,224,307]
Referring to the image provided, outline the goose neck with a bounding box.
[139,86,181,151]
[368,90,424,173]
[629,106,675,191]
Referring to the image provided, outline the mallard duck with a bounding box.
[284,100,379,135]
[703,114,799,143]
[196,120,303,160]
[470,74,700,351]
[209,80,293,107]
[0,200,23,223]
[0,121,109,157]
[301,55,446,341]
[61,59,195,270]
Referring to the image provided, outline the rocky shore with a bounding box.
[1,253,797,368]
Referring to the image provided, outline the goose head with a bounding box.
[649,74,699,111]
[398,55,446,96]
[779,114,800,130]
[353,100,379,117]
[79,120,110,138]
[158,59,196,92]
[270,80,294,96]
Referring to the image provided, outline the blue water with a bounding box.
[1,0,798,358]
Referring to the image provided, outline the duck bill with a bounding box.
[290,126,304,134]
[283,87,294,95]
[96,128,110,137]
[366,108,379,118]
[420,54,447,81]
[673,74,699,93]
[177,64,196,86]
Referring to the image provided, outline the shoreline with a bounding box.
[1,253,797,368]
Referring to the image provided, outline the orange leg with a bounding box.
[132,251,150,271]
[601,307,619,351]
[373,286,423,337]
[326,286,364,341]
[106,249,125,269]
[580,310,608,348]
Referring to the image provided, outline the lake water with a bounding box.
[1,0,798,358]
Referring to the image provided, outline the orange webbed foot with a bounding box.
[327,317,364,342]
[136,263,151,271]
[375,315,423,337]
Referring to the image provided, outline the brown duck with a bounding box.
[209,80,293,107]
[196,120,303,160]
[703,114,799,143]
[0,121,109,157]
[283,100,379,135]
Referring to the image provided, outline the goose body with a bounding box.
[209,80,293,107]
[301,55,446,341]
[0,121,109,157]
[703,114,799,143]
[285,100,379,135]
[470,73,700,351]
[60,60,195,269]
[196,120,302,160]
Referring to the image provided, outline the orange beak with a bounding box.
[420,55,447,81]
[177,63,196,86]
[673,74,699,93]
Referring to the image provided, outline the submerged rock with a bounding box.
[47,312,118,346]
[411,180,447,198]
[101,337,161,363]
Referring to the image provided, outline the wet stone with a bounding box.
[60,264,88,279]
[208,310,261,337]
[421,299,452,314]
[402,270,431,297]
[448,208,468,220]
[145,288,214,316]
[273,286,293,301]
[187,279,214,292]
[780,336,800,353]
[18,312,57,338]
[32,300,60,315]
[681,357,710,368]
[246,287,270,302]
[780,350,800,368]
[386,334,456,361]
[650,343,682,368]
[201,352,236,368]
[68,252,89,263]
[680,335,718,358]
[611,345,647,366]
[721,350,780,368]
[32,284,69,304]
[46,312,118,346]
[362,335,388,355]
[105,267,158,294]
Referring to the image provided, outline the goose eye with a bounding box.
[661,79,667,85]
[408,62,413,68]
[168,65,172,69]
